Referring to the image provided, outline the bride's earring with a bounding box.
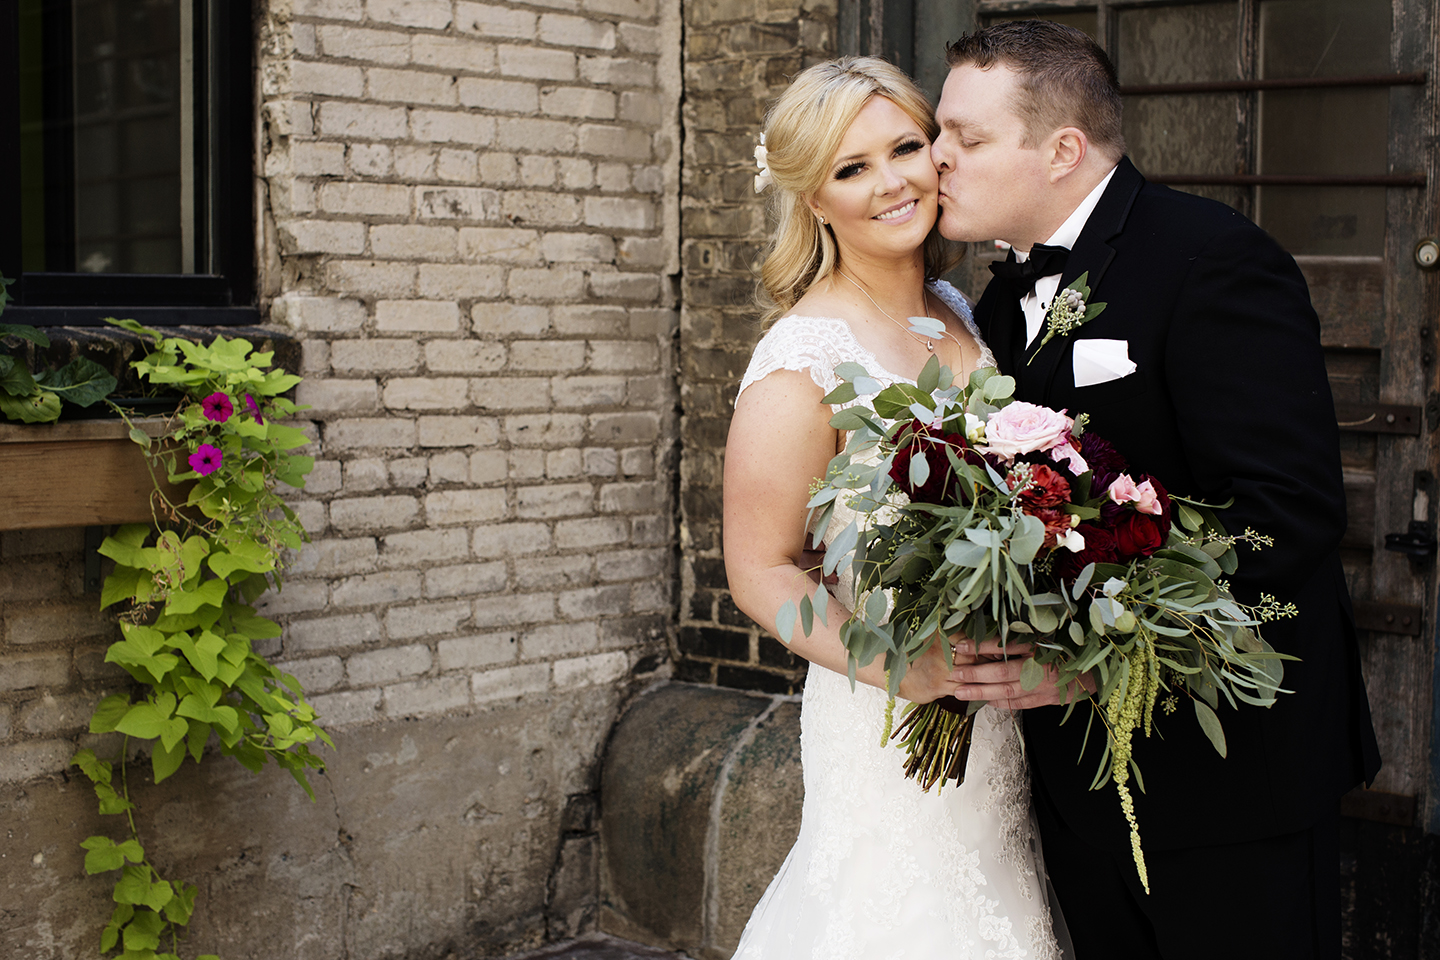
[818,215,827,225]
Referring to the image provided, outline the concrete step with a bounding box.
[503,933,691,960]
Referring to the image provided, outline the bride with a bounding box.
[723,58,1064,959]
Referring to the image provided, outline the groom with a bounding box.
[934,21,1380,960]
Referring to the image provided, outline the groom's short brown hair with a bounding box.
[946,20,1125,157]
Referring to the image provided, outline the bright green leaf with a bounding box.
[90,693,133,733]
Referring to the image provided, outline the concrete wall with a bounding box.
[2,0,682,955]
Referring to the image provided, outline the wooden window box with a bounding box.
[0,419,186,531]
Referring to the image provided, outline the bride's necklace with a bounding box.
[835,269,958,354]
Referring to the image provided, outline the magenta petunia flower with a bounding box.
[245,393,264,424]
[201,392,234,423]
[188,443,224,476]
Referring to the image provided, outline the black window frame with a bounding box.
[0,0,257,326]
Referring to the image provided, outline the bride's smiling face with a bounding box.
[807,96,939,263]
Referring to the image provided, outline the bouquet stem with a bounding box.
[892,697,977,792]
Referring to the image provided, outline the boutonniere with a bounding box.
[1028,271,1107,365]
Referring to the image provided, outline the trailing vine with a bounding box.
[72,319,330,960]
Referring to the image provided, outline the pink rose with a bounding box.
[1107,473,1141,505]
[1133,479,1163,516]
[1050,442,1089,476]
[983,403,1074,460]
[1107,474,1164,516]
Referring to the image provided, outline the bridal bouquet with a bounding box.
[783,356,1293,891]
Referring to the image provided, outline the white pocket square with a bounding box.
[1072,339,1137,387]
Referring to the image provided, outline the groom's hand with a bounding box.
[947,639,1096,711]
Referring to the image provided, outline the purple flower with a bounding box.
[189,443,224,476]
[201,392,234,423]
[245,393,265,424]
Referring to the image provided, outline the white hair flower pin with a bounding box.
[753,133,773,193]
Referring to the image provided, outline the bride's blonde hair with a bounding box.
[756,57,963,324]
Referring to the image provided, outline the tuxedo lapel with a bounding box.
[976,281,1022,378]
[1026,157,1146,400]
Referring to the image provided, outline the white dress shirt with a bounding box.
[1016,165,1118,347]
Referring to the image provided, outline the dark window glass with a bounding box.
[2,0,254,324]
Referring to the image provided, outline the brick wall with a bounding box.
[2,0,682,954]
[255,0,679,732]
[674,0,835,694]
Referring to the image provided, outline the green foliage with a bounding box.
[72,325,326,960]
[0,276,118,423]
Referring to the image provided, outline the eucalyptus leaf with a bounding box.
[1020,656,1045,691]
[775,599,797,644]
[1193,699,1228,758]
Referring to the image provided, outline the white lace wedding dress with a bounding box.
[732,281,1064,960]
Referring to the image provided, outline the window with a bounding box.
[1,0,255,325]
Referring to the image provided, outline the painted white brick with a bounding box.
[470,376,550,411]
[330,339,423,373]
[429,451,470,483]
[344,458,390,493]
[508,267,587,301]
[578,55,655,87]
[366,0,453,29]
[474,591,554,627]
[457,77,539,113]
[295,378,381,414]
[522,621,598,659]
[286,612,382,653]
[369,223,458,259]
[386,600,471,639]
[324,417,418,449]
[497,45,576,81]
[425,561,508,598]
[347,643,432,685]
[418,186,502,221]
[460,227,540,263]
[325,260,418,297]
[272,296,365,333]
[331,570,424,607]
[619,90,662,125]
[617,22,660,54]
[412,34,499,73]
[424,340,507,373]
[508,339,586,370]
[376,300,461,332]
[391,457,430,487]
[289,60,365,97]
[426,489,509,525]
[368,68,458,105]
[330,495,421,533]
[318,101,409,139]
[255,580,331,616]
[456,2,536,39]
[289,141,348,176]
[384,378,470,410]
[276,656,345,693]
[584,196,655,231]
[395,145,439,180]
[417,416,502,447]
[495,117,576,152]
[439,631,518,670]
[554,516,628,550]
[505,413,586,447]
[437,148,478,182]
[411,109,496,145]
[309,688,383,726]
[472,521,553,558]
[318,181,411,217]
[540,87,616,119]
[278,220,367,255]
[317,24,412,64]
[578,124,651,160]
[471,663,549,702]
[380,528,471,565]
[472,301,550,336]
[551,375,625,407]
[553,651,628,690]
[540,232,615,263]
[516,483,593,519]
[419,263,506,299]
[294,0,364,19]
[538,13,615,49]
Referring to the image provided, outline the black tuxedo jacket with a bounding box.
[975,157,1381,852]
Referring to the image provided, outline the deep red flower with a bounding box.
[888,421,971,504]
[1113,512,1165,559]
[1078,432,1128,482]
[1012,463,1072,509]
[1053,523,1119,581]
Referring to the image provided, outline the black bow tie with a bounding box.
[988,243,1071,298]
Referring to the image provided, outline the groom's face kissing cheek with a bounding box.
[932,64,1053,248]
[806,96,939,263]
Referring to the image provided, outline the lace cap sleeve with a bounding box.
[736,316,861,402]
